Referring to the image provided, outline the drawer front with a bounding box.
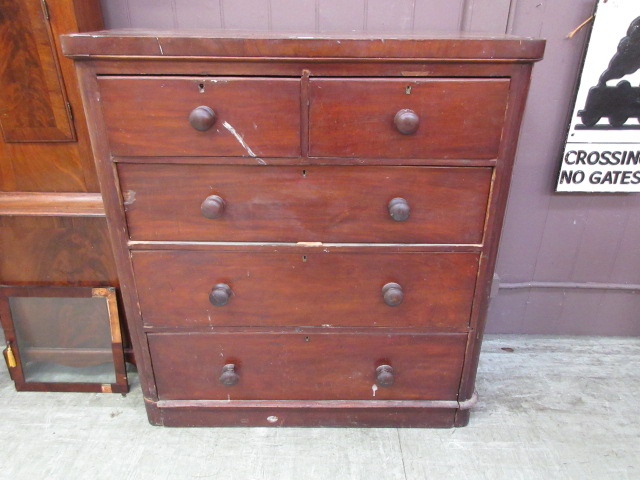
[132,250,479,330]
[309,78,509,159]
[148,331,467,400]
[119,164,492,244]
[98,77,301,157]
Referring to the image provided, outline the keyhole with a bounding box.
[304,336,310,342]
[302,169,307,177]
[405,85,412,94]
[302,255,307,262]
[198,83,205,93]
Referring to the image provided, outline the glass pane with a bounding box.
[9,296,116,384]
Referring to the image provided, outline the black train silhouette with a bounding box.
[578,16,640,127]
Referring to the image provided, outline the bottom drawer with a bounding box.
[148,332,467,401]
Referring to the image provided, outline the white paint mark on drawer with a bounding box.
[222,121,257,158]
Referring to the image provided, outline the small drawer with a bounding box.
[98,77,301,157]
[132,250,479,330]
[148,331,467,401]
[309,78,509,159]
[119,164,492,244]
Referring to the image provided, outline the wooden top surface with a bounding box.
[61,29,545,61]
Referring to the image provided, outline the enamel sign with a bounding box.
[557,0,640,192]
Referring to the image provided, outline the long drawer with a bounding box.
[148,331,467,401]
[309,78,510,159]
[132,250,479,330]
[119,164,492,244]
[98,77,301,157]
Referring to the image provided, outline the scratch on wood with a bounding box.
[156,37,164,55]
[222,121,257,157]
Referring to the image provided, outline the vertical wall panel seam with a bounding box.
[267,0,272,31]
[503,0,563,330]
[460,0,473,31]
[171,0,178,28]
[410,0,416,32]
[536,1,549,37]
[363,0,368,32]
[506,0,518,34]
[567,196,595,281]
[593,196,632,323]
[219,0,226,29]
[125,0,132,28]
[314,0,320,32]
[603,197,631,283]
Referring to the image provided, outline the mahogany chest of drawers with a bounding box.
[62,31,543,427]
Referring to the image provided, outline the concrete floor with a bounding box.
[1,335,638,480]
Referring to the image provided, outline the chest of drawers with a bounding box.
[62,32,543,427]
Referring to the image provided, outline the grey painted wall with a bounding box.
[100,0,640,336]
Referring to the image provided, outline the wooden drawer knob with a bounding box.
[376,365,394,387]
[189,105,217,131]
[209,283,232,306]
[220,363,239,386]
[201,195,226,219]
[382,282,403,306]
[388,197,410,222]
[394,109,419,135]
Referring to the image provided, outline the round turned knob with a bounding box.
[376,365,394,387]
[209,283,232,306]
[189,105,217,131]
[201,195,226,219]
[220,364,239,386]
[388,197,410,222]
[394,109,420,135]
[382,282,404,307]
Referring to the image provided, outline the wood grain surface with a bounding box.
[0,0,74,142]
[132,249,479,330]
[0,0,103,192]
[118,164,492,244]
[157,403,458,428]
[0,216,118,285]
[309,78,509,159]
[61,30,546,61]
[98,76,301,157]
[148,331,467,401]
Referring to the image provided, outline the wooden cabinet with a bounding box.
[62,32,544,427]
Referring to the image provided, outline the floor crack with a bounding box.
[397,428,409,479]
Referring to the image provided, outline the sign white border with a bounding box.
[557,0,640,193]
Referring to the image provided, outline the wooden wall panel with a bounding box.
[100,0,131,28]
[0,0,102,192]
[493,0,640,335]
[271,0,316,32]
[460,0,511,33]
[222,0,270,30]
[175,0,221,29]
[128,0,176,28]
[0,217,117,286]
[0,0,75,143]
[413,0,463,32]
[366,0,414,33]
[318,0,366,32]
[496,0,593,284]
